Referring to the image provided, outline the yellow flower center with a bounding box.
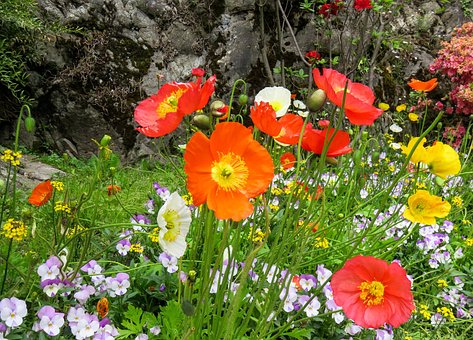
[359,280,385,306]
[156,89,185,119]
[162,210,180,242]
[211,153,249,191]
[270,100,283,112]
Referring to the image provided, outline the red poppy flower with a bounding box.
[178,75,216,115]
[28,180,53,207]
[134,83,190,137]
[313,68,383,125]
[107,185,121,196]
[318,1,344,17]
[318,119,330,128]
[354,0,372,11]
[331,255,415,329]
[250,102,304,145]
[302,125,352,157]
[280,152,296,170]
[184,122,274,221]
[305,50,321,64]
[407,78,438,92]
[134,76,216,138]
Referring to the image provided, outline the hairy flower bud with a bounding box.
[238,94,248,106]
[192,114,211,130]
[307,89,327,112]
[100,134,112,147]
[24,116,36,133]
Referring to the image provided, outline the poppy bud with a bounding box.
[325,157,338,166]
[100,134,112,147]
[210,100,227,117]
[238,94,248,106]
[192,114,211,130]
[24,116,36,133]
[307,89,327,112]
[437,122,442,130]
[353,150,362,166]
[361,131,369,141]
[371,151,380,163]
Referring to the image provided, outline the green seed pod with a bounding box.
[306,89,327,112]
[238,94,248,106]
[24,116,36,133]
[192,114,211,130]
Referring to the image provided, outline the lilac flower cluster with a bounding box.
[415,221,463,269]
[437,277,473,319]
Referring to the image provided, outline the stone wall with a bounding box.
[1,0,470,161]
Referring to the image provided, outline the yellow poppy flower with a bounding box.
[408,113,419,122]
[396,104,407,112]
[424,142,461,179]
[378,103,390,111]
[401,137,427,164]
[403,190,451,225]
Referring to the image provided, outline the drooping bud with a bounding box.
[371,151,380,164]
[100,134,112,147]
[306,89,326,112]
[192,115,211,130]
[24,116,36,133]
[361,131,369,141]
[353,149,363,166]
[238,94,248,106]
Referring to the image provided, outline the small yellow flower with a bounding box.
[148,227,160,243]
[51,181,64,191]
[452,196,463,207]
[401,137,427,164]
[408,113,419,122]
[465,238,473,246]
[2,218,27,241]
[437,279,448,288]
[54,202,72,214]
[416,182,426,189]
[403,190,451,225]
[378,103,390,111]
[396,104,407,112]
[182,194,193,206]
[314,237,329,249]
[248,226,267,244]
[437,306,455,321]
[1,149,22,167]
[271,187,283,196]
[66,224,85,238]
[130,243,144,253]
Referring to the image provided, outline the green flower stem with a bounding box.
[0,238,14,295]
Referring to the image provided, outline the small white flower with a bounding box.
[255,86,291,117]
[390,142,401,150]
[389,124,402,133]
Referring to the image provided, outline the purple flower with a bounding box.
[106,273,130,297]
[37,256,62,281]
[316,265,332,285]
[0,297,27,328]
[145,198,155,214]
[116,239,131,256]
[94,318,119,339]
[130,214,151,231]
[153,182,170,201]
[75,313,100,339]
[36,306,65,336]
[299,274,317,291]
[74,285,96,305]
[159,252,178,273]
[40,278,64,297]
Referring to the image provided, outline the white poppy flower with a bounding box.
[389,124,402,133]
[255,86,291,117]
[157,192,192,258]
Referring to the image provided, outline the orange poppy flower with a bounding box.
[407,78,438,92]
[280,152,296,170]
[107,185,121,196]
[250,102,304,145]
[134,76,216,137]
[302,125,352,157]
[184,122,274,221]
[312,68,383,125]
[96,297,109,318]
[28,180,53,207]
[331,255,415,329]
